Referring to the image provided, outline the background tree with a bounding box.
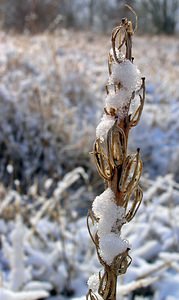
[139,0,179,34]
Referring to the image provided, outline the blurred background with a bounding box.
[0,0,179,34]
[0,1,179,300]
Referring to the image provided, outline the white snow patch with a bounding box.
[23,281,52,292]
[87,273,99,293]
[92,188,115,219]
[96,114,115,141]
[10,216,26,291]
[105,89,132,119]
[109,60,141,92]
[92,188,126,236]
[105,89,130,109]
[0,288,49,300]
[97,206,126,237]
[99,233,129,265]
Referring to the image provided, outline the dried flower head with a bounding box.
[87,8,145,300]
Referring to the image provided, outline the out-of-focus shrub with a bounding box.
[0,32,101,192]
[137,0,179,34]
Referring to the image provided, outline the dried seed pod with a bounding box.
[107,122,126,168]
[111,249,132,276]
[93,139,113,181]
[125,185,143,222]
[87,290,99,300]
[129,77,145,128]
[119,149,142,197]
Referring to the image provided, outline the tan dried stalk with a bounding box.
[87,13,145,300]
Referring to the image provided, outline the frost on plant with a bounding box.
[87,14,145,300]
[10,216,26,291]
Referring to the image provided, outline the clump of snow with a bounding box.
[109,60,141,92]
[92,188,127,264]
[96,114,115,141]
[97,217,115,237]
[92,188,115,219]
[105,89,131,119]
[87,273,99,293]
[97,205,126,237]
[101,56,141,125]
[99,233,129,265]
[92,189,126,235]
[105,89,130,109]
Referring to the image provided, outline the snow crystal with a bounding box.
[96,114,115,141]
[99,233,129,265]
[87,273,99,292]
[109,60,141,92]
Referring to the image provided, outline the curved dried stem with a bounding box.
[125,4,138,33]
[112,249,132,275]
[125,185,143,222]
[87,210,97,245]
[119,149,143,195]
[100,270,117,300]
[111,25,126,64]
[129,77,145,128]
[86,289,99,300]
[111,14,134,62]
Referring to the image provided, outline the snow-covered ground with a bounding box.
[0,30,179,299]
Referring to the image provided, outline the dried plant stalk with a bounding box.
[87,13,145,300]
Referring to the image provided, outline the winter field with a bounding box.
[0,29,179,300]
